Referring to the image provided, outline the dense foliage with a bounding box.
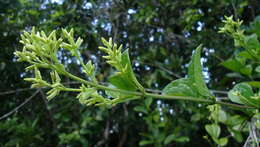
[1,0,260,146]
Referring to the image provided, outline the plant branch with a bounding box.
[62,70,256,109]
[0,89,40,121]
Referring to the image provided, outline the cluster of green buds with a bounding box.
[61,29,97,82]
[98,38,126,72]
[76,85,111,106]
[83,61,96,83]
[15,27,62,69]
[14,27,142,106]
[47,70,64,100]
[14,28,95,102]
[219,16,245,47]
[24,68,50,88]
[61,29,83,56]
[23,67,64,100]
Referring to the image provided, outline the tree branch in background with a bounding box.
[0,89,40,121]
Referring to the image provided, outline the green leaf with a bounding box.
[105,85,135,100]
[139,140,153,146]
[109,72,137,91]
[121,50,144,91]
[205,123,220,139]
[105,85,122,98]
[221,58,243,73]
[228,83,259,107]
[235,55,246,65]
[228,128,243,142]
[218,109,227,123]
[255,66,260,73]
[144,97,153,109]
[109,50,143,91]
[188,45,212,97]
[162,45,212,99]
[226,115,246,126]
[238,51,253,59]
[162,78,198,97]
[246,81,260,88]
[174,136,189,142]
[228,83,253,104]
[240,65,252,76]
[164,134,176,145]
[244,34,260,52]
[249,16,260,37]
[152,114,160,123]
[218,137,228,146]
[207,104,227,123]
[134,106,148,114]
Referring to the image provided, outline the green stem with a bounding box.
[65,71,141,96]
[62,70,256,109]
[62,87,81,92]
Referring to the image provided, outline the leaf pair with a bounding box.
[205,124,228,146]
[228,83,260,108]
[221,58,252,76]
[163,45,213,99]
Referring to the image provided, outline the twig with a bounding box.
[211,90,228,95]
[145,88,161,94]
[0,87,33,96]
[0,82,227,97]
[0,89,40,121]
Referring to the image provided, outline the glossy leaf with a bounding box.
[163,45,212,98]
[162,78,198,97]
[228,83,259,107]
